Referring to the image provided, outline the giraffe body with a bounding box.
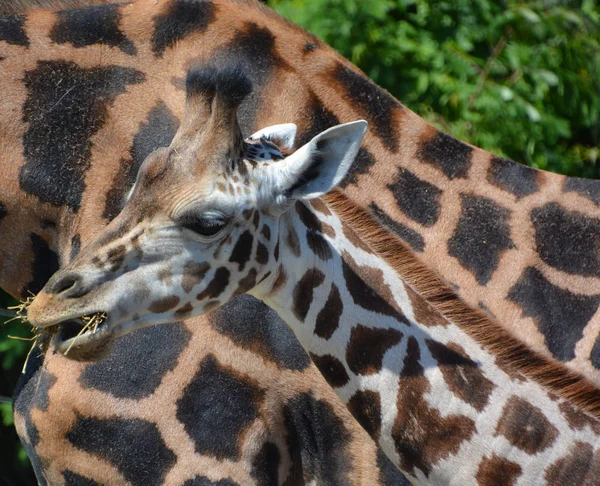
[3,0,600,483]
[29,65,600,485]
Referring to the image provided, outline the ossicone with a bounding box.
[185,63,253,108]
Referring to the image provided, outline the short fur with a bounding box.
[324,190,600,419]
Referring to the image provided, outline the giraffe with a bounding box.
[2,0,600,482]
[28,64,600,484]
[0,1,410,484]
[6,0,599,386]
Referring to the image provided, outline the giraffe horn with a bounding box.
[172,63,252,168]
[208,63,252,161]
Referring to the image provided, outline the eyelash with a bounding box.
[179,213,227,237]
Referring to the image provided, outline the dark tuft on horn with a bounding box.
[185,63,252,108]
[186,65,218,100]
[215,63,253,107]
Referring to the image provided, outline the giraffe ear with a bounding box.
[247,123,297,150]
[273,120,367,202]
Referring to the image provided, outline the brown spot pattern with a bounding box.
[320,221,336,239]
[559,401,600,434]
[286,226,301,257]
[495,396,558,454]
[232,269,257,299]
[342,251,408,319]
[107,244,127,272]
[392,337,476,476]
[448,194,515,285]
[310,198,331,216]
[416,130,473,180]
[256,241,269,265]
[406,285,448,327]
[346,324,403,376]
[181,261,210,293]
[545,442,600,486]
[269,268,287,295]
[174,302,194,318]
[342,223,373,254]
[292,268,326,321]
[157,268,172,284]
[309,353,350,388]
[229,230,254,271]
[387,167,442,227]
[197,267,230,301]
[347,390,382,441]
[213,235,232,260]
[487,156,539,199]
[476,454,522,486]
[314,283,343,340]
[426,340,495,412]
[148,295,180,313]
[261,224,271,241]
[296,202,332,261]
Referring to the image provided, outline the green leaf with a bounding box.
[499,86,514,101]
[524,104,541,122]
[0,403,13,427]
[537,69,560,87]
[517,8,541,24]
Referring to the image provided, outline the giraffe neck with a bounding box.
[254,197,600,482]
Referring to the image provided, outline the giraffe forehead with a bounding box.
[135,153,267,214]
[133,134,285,209]
[132,165,220,215]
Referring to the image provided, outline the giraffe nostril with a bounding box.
[49,273,87,298]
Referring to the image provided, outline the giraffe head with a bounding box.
[27,65,367,359]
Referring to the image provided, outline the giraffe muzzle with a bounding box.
[26,289,116,361]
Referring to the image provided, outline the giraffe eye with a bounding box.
[179,212,228,237]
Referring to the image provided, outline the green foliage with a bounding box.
[268,0,600,177]
[0,290,36,483]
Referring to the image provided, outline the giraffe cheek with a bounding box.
[196,267,231,302]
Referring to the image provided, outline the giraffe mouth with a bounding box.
[52,314,115,361]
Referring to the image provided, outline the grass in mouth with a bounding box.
[4,294,107,366]
[63,312,107,355]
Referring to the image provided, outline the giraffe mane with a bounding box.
[324,189,600,419]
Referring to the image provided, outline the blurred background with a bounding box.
[1,0,599,483]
